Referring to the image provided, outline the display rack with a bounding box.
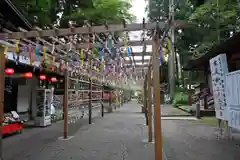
[67,74,104,124]
[35,88,52,127]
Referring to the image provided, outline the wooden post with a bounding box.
[0,46,5,160]
[147,69,153,142]
[109,91,112,110]
[63,67,69,139]
[143,76,148,125]
[88,78,92,124]
[101,82,104,117]
[114,90,117,110]
[152,37,163,160]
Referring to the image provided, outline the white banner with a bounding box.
[225,70,240,130]
[209,54,229,120]
[5,52,41,67]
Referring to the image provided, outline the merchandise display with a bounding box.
[2,111,23,135]
[35,88,52,127]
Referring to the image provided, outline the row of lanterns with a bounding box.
[5,68,57,82]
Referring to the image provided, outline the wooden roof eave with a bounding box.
[1,0,32,30]
[183,32,240,71]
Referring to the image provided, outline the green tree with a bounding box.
[12,0,134,27]
[189,0,238,58]
[12,0,59,27]
[70,0,134,25]
[147,0,239,84]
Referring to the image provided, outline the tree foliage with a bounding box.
[147,0,240,84]
[70,0,134,26]
[188,0,238,58]
[147,0,240,62]
[12,0,134,27]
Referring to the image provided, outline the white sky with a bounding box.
[129,0,147,23]
[124,0,150,63]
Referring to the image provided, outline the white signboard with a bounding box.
[209,54,229,120]
[225,70,240,130]
[5,52,41,67]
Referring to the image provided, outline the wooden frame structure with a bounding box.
[0,21,184,39]
[0,19,186,159]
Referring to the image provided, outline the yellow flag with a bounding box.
[163,47,167,56]
[43,46,47,59]
[15,40,20,53]
[4,46,8,54]
[167,39,171,52]
[100,62,104,70]
[80,49,84,65]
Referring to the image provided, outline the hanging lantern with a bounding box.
[39,74,46,80]
[24,72,33,78]
[5,68,14,75]
[51,77,57,82]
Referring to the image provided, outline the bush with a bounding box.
[173,92,188,106]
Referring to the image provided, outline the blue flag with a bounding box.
[35,43,40,61]
[127,47,131,56]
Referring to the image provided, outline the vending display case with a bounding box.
[35,88,52,127]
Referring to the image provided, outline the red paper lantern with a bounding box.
[5,68,14,75]
[24,72,32,78]
[51,77,57,82]
[39,74,46,80]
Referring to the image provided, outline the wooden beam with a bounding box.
[22,27,68,55]
[85,23,112,56]
[125,64,148,67]
[3,28,66,57]
[55,40,153,50]
[0,21,185,39]
[125,59,150,63]
[117,39,152,47]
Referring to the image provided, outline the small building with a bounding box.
[184,32,240,110]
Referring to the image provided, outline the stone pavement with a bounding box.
[161,105,240,160]
[4,101,155,160]
[3,106,102,160]
[10,102,239,160]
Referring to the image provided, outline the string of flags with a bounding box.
[6,35,137,85]
[123,32,131,56]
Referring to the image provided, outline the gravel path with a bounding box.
[3,101,156,160]
[162,105,240,160]
[7,102,238,160]
[3,106,102,160]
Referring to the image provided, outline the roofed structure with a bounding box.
[183,32,240,71]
